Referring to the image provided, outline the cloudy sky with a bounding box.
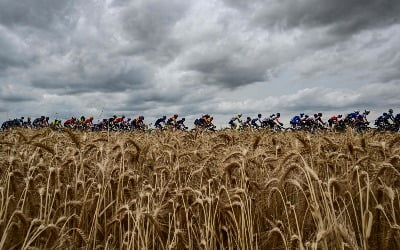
[1,0,400,126]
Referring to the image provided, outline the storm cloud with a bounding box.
[0,0,400,126]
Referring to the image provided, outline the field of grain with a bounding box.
[0,129,400,249]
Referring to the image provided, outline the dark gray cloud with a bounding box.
[1,95,36,102]
[0,28,35,71]
[31,63,151,94]
[186,53,269,88]
[226,0,400,33]
[118,0,191,62]
[0,0,77,30]
[0,54,26,71]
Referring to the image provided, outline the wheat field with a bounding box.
[0,129,399,249]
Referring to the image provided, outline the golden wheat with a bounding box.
[0,129,399,249]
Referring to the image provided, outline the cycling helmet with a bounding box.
[139,115,144,120]
[364,110,370,115]
[258,114,262,118]
[383,112,388,116]
[305,115,309,118]
[276,113,281,116]
[354,110,360,114]
[338,114,342,118]
[21,117,24,120]
[318,112,322,117]
[182,118,186,121]
[162,115,166,120]
[300,113,304,116]
[174,114,178,118]
[113,115,117,118]
[389,109,393,114]
[247,117,251,120]
[238,114,242,118]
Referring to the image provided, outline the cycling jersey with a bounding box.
[155,118,165,126]
[64,119,74,124]
[114,117,124,123]
[290,115,301,124]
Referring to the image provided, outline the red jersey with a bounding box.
[114,117,124,123]
[329,116,338,121]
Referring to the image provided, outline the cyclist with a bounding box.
[13,117,24,127]
[261,115,273,128]
[205,116,216,131]
[83,116,94,129]
[313,113,325,127]
[328,114,342,128]
[395,113,400,125]
[64,117,77,129]
[33,116,46,128]
[1,120,11,130]
[167,114,179,128]
[132,116,145,129]
[355,110,370,131]
[94,119,107,131]
[303,115,314,128]
[194,117,203,128]
[24,117,32,128]
[387,109,395,122]
[273,113,284,128]
[251,114,262,128]
[113,115,126,129]
[43,117,50,127]
[78,116,85,124]
[290,113,304,128]
[114,115,125,124]
[50,119,62,128]
[177,118,188,131]
[244,116,251,126]
[375,112,392,129]
[345,110,360,125]
[194,114,209,129]
[362,110,370,122]
[229,114,242,129]
[155,116,167,129]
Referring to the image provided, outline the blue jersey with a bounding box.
[291,115,301,124]
[356,114,364,121]
[348,113,358,119]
